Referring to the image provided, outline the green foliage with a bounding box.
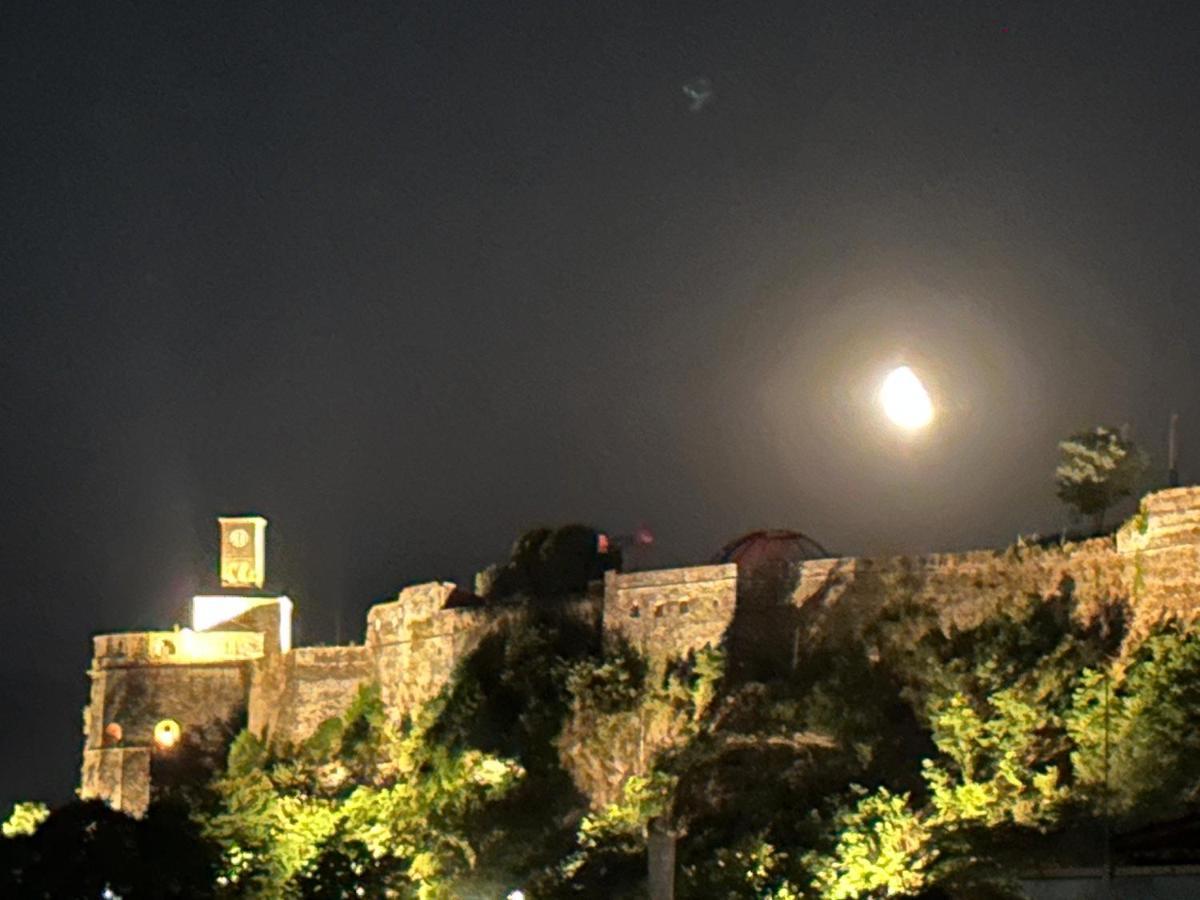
[1055,426,1149,529]
[577,773,677,850]
[564,639,647,715]
[801,624,1200,897]
[2,801,48,838]
[798,590,1134,898]
[923,688,1069,829]
[805,787,936,899]
[431,613,589,769]
[227,731,269,777]
[1131,501,1151,535]
[201,683,523,897]
[535,644,732,896]
[895,597,1115,833]
[557,644,724,810]
[697,835,803,900]
[1067,628,1200,820]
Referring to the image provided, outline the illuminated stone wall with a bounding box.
[248,645,373,745]
[794,542,1126,630]
[599,488,1200,678]
[733,488,1200,672]
[81,487,1200,816]
[81,657,252,816]
[92,630,264,666]
[367,583,519,723]
[79,747,150,816]
[1117,486,1200,639]
[603,565,738,663]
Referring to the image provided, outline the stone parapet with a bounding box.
[604,564,737,661]
[92,630,264,667]
[365,582,515,722]
[365,582,483,647]
[1118,486,1200,554]
[788,540,1131,639]
[374,605,518,720]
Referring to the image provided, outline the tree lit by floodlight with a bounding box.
[880,366,934,430]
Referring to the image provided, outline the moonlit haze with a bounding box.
[880,366,935,431]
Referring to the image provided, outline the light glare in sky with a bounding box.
[880,366,934,430]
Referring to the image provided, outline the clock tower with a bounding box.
[218,516,267,589]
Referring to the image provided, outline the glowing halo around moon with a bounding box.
[879,366,934,431]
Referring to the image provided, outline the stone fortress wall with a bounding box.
[80,487,1200,815]
[81,632,258,814]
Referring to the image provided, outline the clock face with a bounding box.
[229,528,250,549]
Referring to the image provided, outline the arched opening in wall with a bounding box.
[103,722,122,745]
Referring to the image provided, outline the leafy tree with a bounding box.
[1067,628,1200,821]
[1,801,48,838]
[797,590,1127,898]
[804,786,937,899]
[201,684,523,897]
[425,613,596,891]
[1055,426,1148,531]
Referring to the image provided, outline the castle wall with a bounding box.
[784,540,1130,637]
[248,645,373,746]
[85,633,258,747]
[79,748,150,817]
[603,564,738,662]
[367,582,518,722]
[79,487,1200,816]
[81,635,254,815]
[92,630,263,665]
[1117,486,1200,637]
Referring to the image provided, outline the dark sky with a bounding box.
[4,0,1200,810]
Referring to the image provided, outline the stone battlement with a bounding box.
[1118,486,1200,554]
[92,630,264,667]
[604,564,738,660]
[366,582,494,648]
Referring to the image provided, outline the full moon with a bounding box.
[879,366,934,430]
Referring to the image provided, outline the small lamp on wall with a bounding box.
[153,719,181,749]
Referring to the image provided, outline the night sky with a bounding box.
[4,0,1200,811]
